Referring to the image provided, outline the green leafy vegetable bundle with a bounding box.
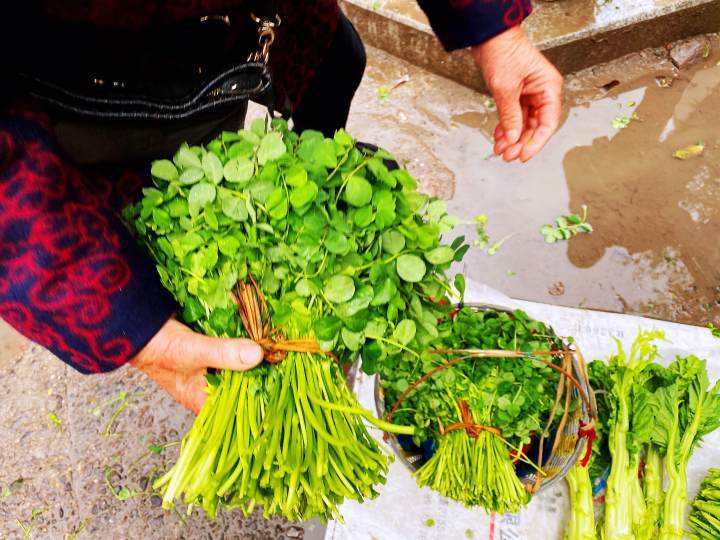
[124,118,467,520]
[562,358,612,540]
[689,468,720,539]
[652,355,720,540]
[590,331,666,540]
[379,306,573,513]
[563,463,596,540]
[564,331,720,540]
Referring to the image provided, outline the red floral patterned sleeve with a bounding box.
[417,0,533,51]
[0,105,177,374]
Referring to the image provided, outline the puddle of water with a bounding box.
[349,45,720,326]
[563,62,720,323]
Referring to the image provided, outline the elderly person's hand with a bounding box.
[472,26,563,162]
[130,318,263,413]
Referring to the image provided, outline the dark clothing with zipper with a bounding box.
[0,1,531,374]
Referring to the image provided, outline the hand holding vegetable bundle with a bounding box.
[129,318,264,413]
[125,119,468,520]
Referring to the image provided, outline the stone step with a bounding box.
[341,0,720,92]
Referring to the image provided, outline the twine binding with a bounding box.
[385,342,595,492]
[439,399,502,438]
[234,276,335,363]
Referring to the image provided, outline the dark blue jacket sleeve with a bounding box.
[417,0,533,52]
[0,104,177,374]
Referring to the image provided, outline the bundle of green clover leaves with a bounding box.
[124,118,467,521]
[379,306,570,513]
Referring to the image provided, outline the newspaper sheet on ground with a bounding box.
[325,280,720,540]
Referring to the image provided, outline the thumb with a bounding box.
[494,87,523,145]
[162,320,264,371]
[188,334,264,371]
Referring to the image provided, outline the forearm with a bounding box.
[0,104,176,373]
[416,0,532,51]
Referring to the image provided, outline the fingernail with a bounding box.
[241,342,263,366]
[507,130,520,143]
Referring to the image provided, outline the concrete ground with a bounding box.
[0,328,307,539]
[346,35,720,326]
[1,29,719,540]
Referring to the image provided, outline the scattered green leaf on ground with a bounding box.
[16,506,48,540]
[612,114,638,129]
[16,519,32,540]
[465,530,475,539]
[506,270,516,277]
[89,390,128,417]
[1,478,25,499]
[473,214,489,248]
[116,487,132,501]
[47,412,62,429]
[148,443,164,454]
[473,216,514,255]
[708,323,720,338]
[673,142,704,160]
[31,507,48,520]
[377,76,410,101]
[424,518,435,527]
[483,97,496,110]
[103,391,144,436]
[103,466,150,503]
[66,518,90,540]
[486,233,516,256]
[541,205,593,243]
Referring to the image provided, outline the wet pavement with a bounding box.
[347,38,720,327]
[1,35,719,540]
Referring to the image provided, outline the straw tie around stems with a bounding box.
[385,346,596,493]
[234,276,336,364]
[439,399,503,438]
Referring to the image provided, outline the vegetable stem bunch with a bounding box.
[155,352,391,521]
[564,331,720,540]
[564,464,595,540]
[127,119,465,520]
[382,307,571,514]
[689,468,720,539]
[416,429,529,513]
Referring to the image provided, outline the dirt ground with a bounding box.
[2,34,719,540]
[0,341,308,540]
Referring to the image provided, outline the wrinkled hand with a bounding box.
[130,318,263,414]
[472,26,563,162]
